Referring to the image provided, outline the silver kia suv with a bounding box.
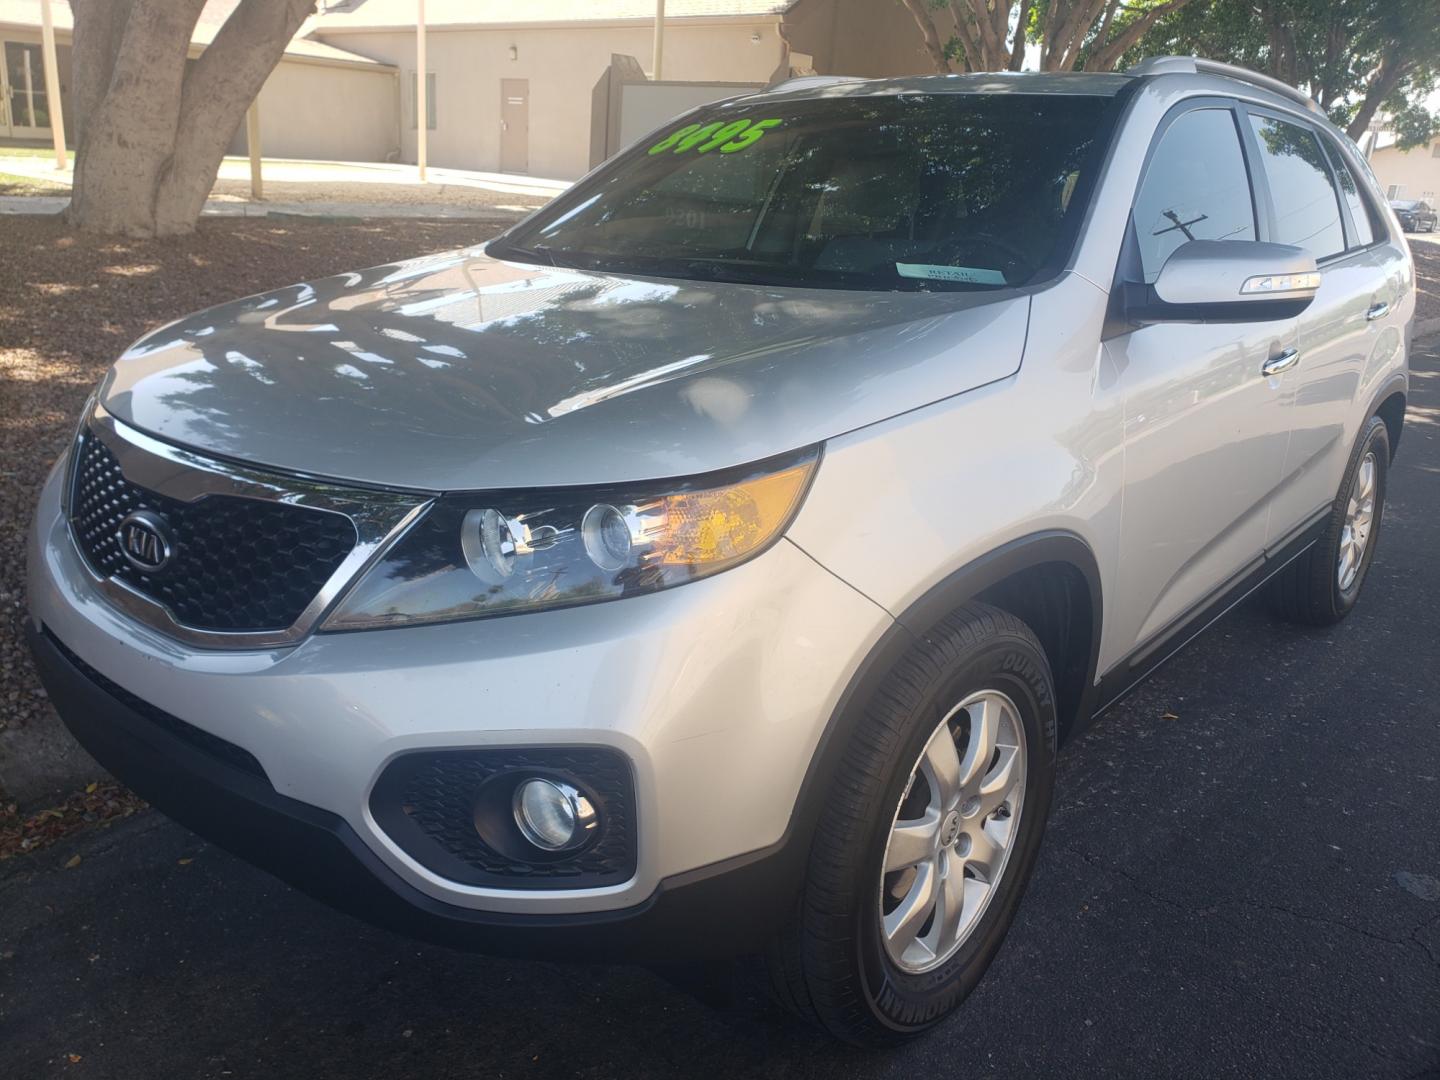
[26,57,1413,1044]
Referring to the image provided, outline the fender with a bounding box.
[654,531,1107,935]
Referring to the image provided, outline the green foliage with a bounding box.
[1129,0,1440,139]
[1387,94,1439,152]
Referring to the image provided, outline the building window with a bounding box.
[1386,184,1402,199]
[1431,142,1440,158]
[410,72,436,130]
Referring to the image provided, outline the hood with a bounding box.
[101,247,1031,491]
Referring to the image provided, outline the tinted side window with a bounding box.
[1320,139,1376,247]
[1133,108,1256,282]
[1247,115,1345,258]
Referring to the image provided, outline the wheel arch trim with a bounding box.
[1365,372,1407,461]
[770,532,1104,877]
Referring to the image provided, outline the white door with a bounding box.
[2,41,51,138]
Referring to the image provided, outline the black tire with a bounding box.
[767,602,1057,1046]
[1268,414,1390,626]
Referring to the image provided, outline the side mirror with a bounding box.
[1123,240,1320,323]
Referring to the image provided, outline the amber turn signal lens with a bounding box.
[650,462,814,569]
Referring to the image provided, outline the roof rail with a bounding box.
[762,75,865,94]
[1128,55,1323,116]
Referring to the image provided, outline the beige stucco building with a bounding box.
[1367,136,1440,205]
[305,0,948,179]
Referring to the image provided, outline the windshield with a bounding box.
[492,92,1121,292]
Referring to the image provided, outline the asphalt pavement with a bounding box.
[2,341,1438,1080]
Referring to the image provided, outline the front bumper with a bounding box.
[26,622,808,960]
[26,451,891,947]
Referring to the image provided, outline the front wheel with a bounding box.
[768,603,1056,1045]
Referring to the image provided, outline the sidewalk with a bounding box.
[0,193,534,223]
[0,153,568,217]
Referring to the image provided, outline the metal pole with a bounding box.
[416,0,427,181]
[652,0,664,80]
[39,0,66,169]
[246,102,263,200]
[22,51,34,125]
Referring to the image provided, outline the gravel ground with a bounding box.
[0,218,502,785]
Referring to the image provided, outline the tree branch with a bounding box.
[1346,57,1412,141]
[1047,0,1111,71]
[154,0,317,233]
[900,0,954,73]
[948,0,992,70]
[1086,0,1198,70]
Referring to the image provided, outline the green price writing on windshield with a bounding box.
[648,118,783,156]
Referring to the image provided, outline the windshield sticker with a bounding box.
[895,263,1007,286]
[648,118,783,156]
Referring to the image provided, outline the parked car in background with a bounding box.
[1390,199,1437,233]
[28,56,1413,1045]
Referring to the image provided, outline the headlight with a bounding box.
[322,448,818,630]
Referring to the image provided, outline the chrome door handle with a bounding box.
[1366,301,1390,321]
[1261,348,1300,377]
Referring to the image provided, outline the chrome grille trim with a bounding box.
[66,402,433,650]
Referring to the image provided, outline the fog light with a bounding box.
[513,778,597,852]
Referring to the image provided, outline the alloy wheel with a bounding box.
[1337,450,1377,592]
[878,690,1027,974]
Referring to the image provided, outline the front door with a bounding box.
[500,78,528,174]
[2,41,50,138]
[1105,104,1298,655]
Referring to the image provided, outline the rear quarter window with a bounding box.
[1321,137,1379,248]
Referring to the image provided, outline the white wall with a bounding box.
[315,19,785,179]
[1370,140,1440,203]
[616,81,762,149]
[234,59,399,162]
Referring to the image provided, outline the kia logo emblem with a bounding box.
[117,510,175,573]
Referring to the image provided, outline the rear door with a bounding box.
[1239,108,1402,545]
[1104,103,1299,652]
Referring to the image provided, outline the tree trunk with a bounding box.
[67,0,134,150]
[66,0,316,237]
[1009,0,1031,70]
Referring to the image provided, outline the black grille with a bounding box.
[370,748,637,889]
[70,432,358,632]
[46,629,268,781]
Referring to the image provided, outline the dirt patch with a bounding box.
[0,217,502,803]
